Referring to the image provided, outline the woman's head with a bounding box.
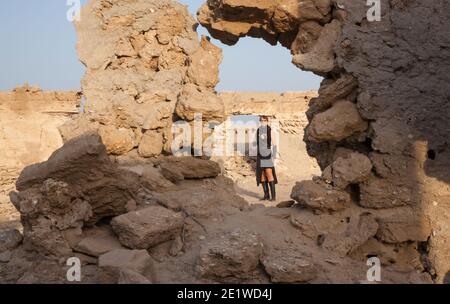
[260,115,269,126]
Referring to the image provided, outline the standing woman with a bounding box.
[256,115,278,201]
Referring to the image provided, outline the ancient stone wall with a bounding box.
[0,85,80,229]
[61,0,223,158]
[198,0,450,282]
[0,85,80,196]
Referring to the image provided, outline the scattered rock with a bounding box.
[75,233,124,257]
[13,134,140,223]
[290,180,351,212]
[111,206,184,249]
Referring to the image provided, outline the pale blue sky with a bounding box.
[0,0,321,92]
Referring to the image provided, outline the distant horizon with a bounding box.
[0,0,322,93]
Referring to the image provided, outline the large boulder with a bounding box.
[328,152,373,189]
[290,180,351,213]
[308,100,368,142]
[9,134,142,256]
[111,206,184,249]
[13,134,141,223]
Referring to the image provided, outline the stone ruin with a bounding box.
[0,85,80,229]
[198,0,450,282]
[0,0,449,284]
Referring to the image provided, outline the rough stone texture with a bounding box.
[118,269,152,284]
[1,0,448,285]
[322,213,379,257]
[198,0,332,49]
[98,249,152,284]
[119,164,174,191]
[75,232,124,257]
[62,0,223,158]
[156,156,221,179]
[261,249,317,283]
[8,134,142,256]
[0,85,79,227]
[197,229,264,281]
[175,85,225,121]
[376,213,432,244]
[307,100,368,142]
[111,206,184,249]
[328,152,373,189]
[98,125,135,155]
[199,0,450,282]
[13,134,140,221]
[307,74,358,118]
[292,19,341,74]
[138,131,164,158]
[0,229,22,252]
[290,180,351,212]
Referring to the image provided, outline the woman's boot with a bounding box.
[260,182,270,200]
[269,181,276,201]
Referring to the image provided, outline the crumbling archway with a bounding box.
[197,0,450,283]
[2,0,449,284]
